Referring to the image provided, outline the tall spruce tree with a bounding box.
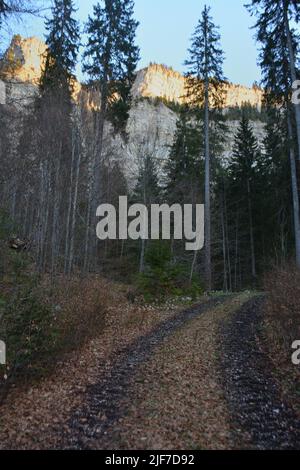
[229,115,260,283]
[0,1,7,19]
[185,5,226,290]
[165,107,204,281]
[83,0,139,135]
[165,107,203,206]
[259,107,293,265]
[41,0,80,95]
[83,0,139,269]
[132,152,160,273]
[0,1,40,35]
[36,0,80,274]
[247,0,300,267]
[0,1,38,20]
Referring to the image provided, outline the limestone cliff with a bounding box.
[1,38,263,109]
[0,36,266,180]
[132,63,263,110]
[0,35,47,84]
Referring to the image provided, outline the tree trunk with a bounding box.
[64,125,76,274]
[288,109,300,268]
[68,125,82,275]
[220,195,228,291]
[204,23,212,292]
[234,209,239,290]
[190,251,198,284]
[224,187,232,291]
[51,146,62,278]
[247,179,257,281]
[284,0,300,162]
[139,239,145,273]
[91,84,108,270]
[83,140,94,273]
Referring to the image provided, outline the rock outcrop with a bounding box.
[0,36,81,106]
[132,63,263,110]
[1,38,263,109]
[0,36,266,179]
[0,35,47,84]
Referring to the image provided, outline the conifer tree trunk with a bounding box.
[190,251,198,283]
[139,239,145,273]
[64,126,76,274]
[283,0,300,161]
[283,0,300,268]
[224,189,232,291]
[204,29,212,292]
[287,109,300,268]
[220,194,228,291]
[83,112,97,273]
[234,210,239,290]
[51,140,63,277]
[91,85,107,270]
[68,124,82,275]
[247,179,257,280]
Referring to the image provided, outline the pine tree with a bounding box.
[132,152,160,273]
[164,107,204,282]
[247,0,300,267]
[165,107,203,206]
[248,0,300,158]
[259,107,293,265]
[0,1,7,19]
[133,154,160,207]
[33,0,80,274]
[40,0,80,96]
[83,0,139,131]
[184,5,226,290]
[83,0,139,269]
[229,115,260,283]
[108,0,140,132]
[0,1,40,31]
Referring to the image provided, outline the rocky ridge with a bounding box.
[0,36,266,179]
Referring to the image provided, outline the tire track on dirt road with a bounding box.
[61,296,230,449]
[221,296,300,449]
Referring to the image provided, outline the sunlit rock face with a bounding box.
[0,36,81,106]
[132,64,186,104]
[224,83,263,110]
[1,35,47,84]
[132,63,263,110]
[0,36,266,181]
[0,36,46,107]
[1,38,264,110]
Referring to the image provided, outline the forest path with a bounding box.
[61,293,300,450]
[61,295,232,449]
[221,297,300,449]
[1,293,299,450]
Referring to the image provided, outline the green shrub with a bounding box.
[0,276,108,388]
[135,242,203,302]
[0,211,108,393]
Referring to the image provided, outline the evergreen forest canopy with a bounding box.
[0,0,299,295]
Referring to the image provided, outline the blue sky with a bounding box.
[12,0,261,87]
